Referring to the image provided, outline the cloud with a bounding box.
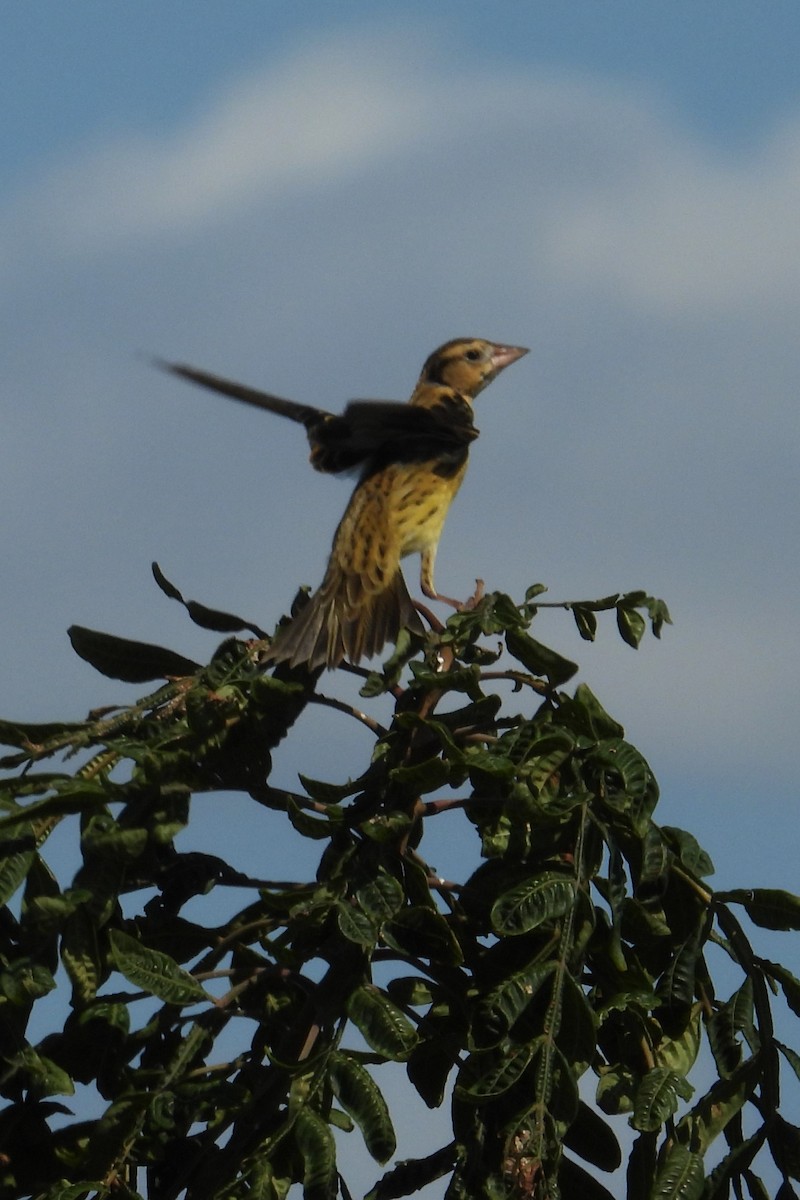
[3,28,441,257]
[542,113,800,313]
[3,24,800,324]
[2,21,798,325]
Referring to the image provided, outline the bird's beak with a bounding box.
[489,343,529,373]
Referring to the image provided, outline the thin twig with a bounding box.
[308,691,387,736]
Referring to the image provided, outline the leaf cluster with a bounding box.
[1,575,799,1200]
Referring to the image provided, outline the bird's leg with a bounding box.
[419,549,484,612]
[419,547,463,609]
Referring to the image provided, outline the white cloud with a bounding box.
[4,23,800,325]
[542,113,800,313]
[4,29,441,256]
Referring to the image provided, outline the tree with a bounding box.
[2,567,800,1200]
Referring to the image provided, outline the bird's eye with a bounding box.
[465,348,482,361]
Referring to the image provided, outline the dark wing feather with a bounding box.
[311,397,478,473]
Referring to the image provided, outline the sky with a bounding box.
[2,2,800,1192]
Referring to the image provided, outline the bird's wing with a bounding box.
[157,360,329,428]
[312,398,479,474]
[157,361,478,476]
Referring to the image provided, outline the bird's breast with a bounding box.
[390,460,467,555]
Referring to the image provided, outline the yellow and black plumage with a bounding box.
[162,337,528,669]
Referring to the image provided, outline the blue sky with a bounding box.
[3,4,800,1190]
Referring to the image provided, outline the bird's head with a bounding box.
[418,338,528,398]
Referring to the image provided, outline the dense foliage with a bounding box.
[2,569,800,1200]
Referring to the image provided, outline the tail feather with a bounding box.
[158,360,326,428]
[267,571,423,670]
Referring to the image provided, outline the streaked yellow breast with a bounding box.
[390,460,467,556]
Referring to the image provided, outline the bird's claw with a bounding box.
[459,578,485,611]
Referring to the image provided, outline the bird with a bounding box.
[161,337,528,670]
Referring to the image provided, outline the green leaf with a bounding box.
[562,1101,622,1173]
[152,561,267,636]
[505,629,578,685]
[616,604,646,648]
[626,1133,657,1200]
[464,746,516,784]
[656,926,703,1017]
[386,976,434,1008]
[650,1142,705,1199]
[355,869,404,924]
[572,605,598,642]
[382,906,463,965]
[0,717,86,751]
[455,1043,534,1100]
[770,1116,800,1182]
[491,871,576,936]
[337,901,379,947]
[719,888,800,931]
[632,1067,693,1132]
[365,1143,458,1200]
[533,1040,580,1132]
[0,786,109,835]
[676,1055,761,1154]
[473,961,556,1049]
[0,959,56,1006]
[294,1107,338,1200]
[596,1065,636,1115]
[81,814,149,862]
[646,596,673,639]
[407,1004,465,1108]
[655,1007,702,1076]
[327,1107,354,1132]
[108,928,207,1004]
[444,590,527,639]
[560,684,625,740]
[299,773,364,803]
[0,830,35,905]
[388,754,452,793]
[559,1156,617,1200]
[37,1183,107,1200]
[359,810,413,842]
[760,960,800,1018]
[525,583,549,602]
[697,1132,765,1200]
[67,625,200,682]
[557,973,597,1071]
[662,827,714,878]
[346,985,419,1061]
[286,796,342,839]
[329,1051,396,1164]
[407,661,482,698]
[638,823,670,893]
[776,1040,800,1088]
[519,732,575,795]
[9,1046,75,1097]
[61,908,102,1004]
[596,738,653,800]
[707,978,755,1078]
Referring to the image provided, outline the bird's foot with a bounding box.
[460,578,485,611]
[419,578,484,613]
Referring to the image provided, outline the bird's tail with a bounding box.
[158,360,326,428]
[266,570,424,670]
